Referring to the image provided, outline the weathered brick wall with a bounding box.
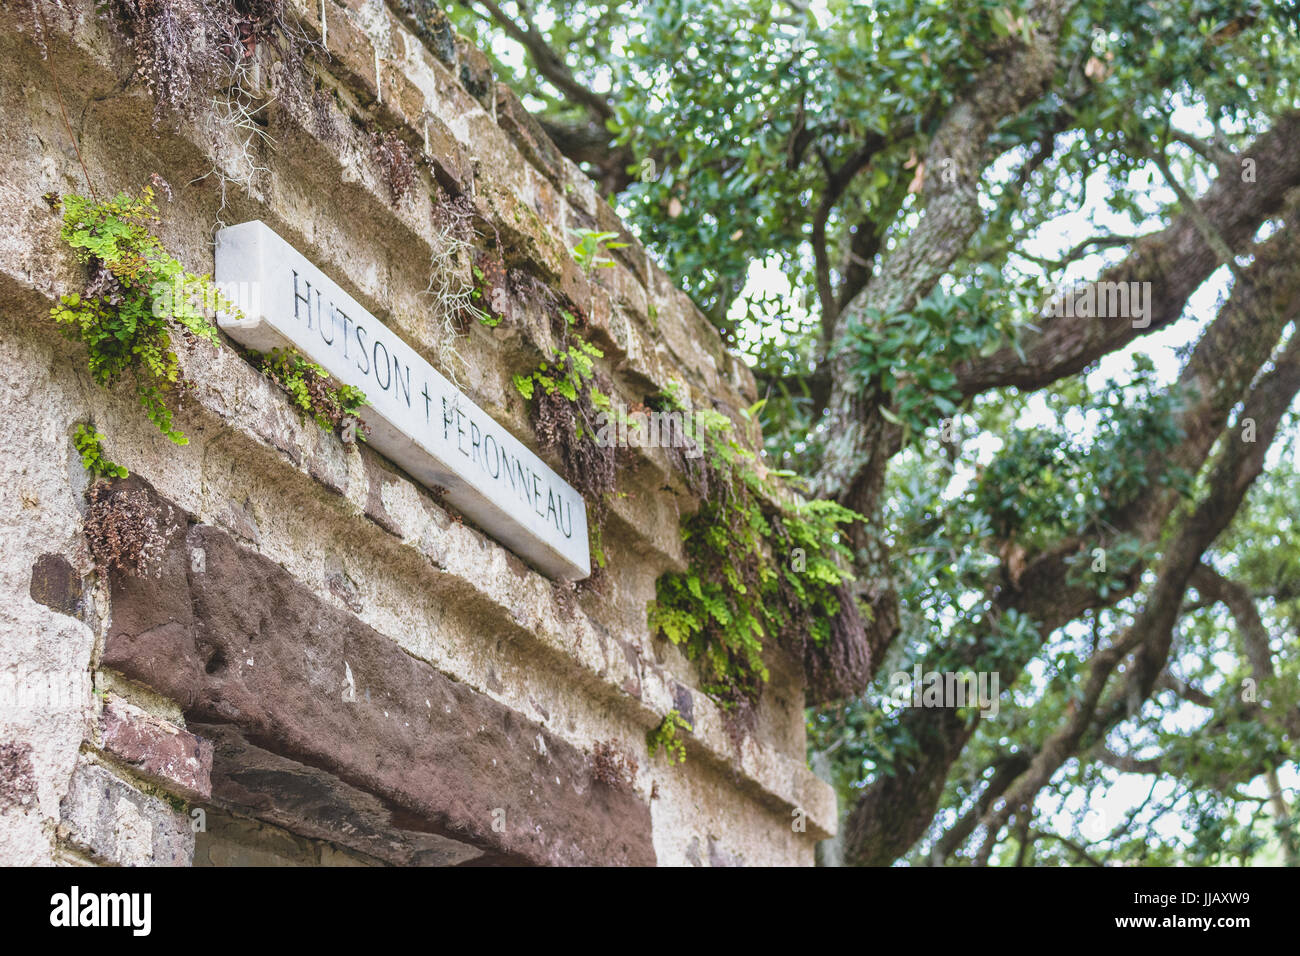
[0,0,835,865]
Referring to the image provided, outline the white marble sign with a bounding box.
[214,220,590,581]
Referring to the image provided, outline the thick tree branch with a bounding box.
[1128,331,1300,700]
[1189,565,1275,680]
[471,0,613,121]
[926,750,1033,864]
[812,134,889,331]
[1094,747,1164,775]
[1154,672,1215,709]
[955,110,1300,396]
[818,0,1074,493]
[812,4,1077,696]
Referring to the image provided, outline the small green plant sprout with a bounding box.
[52,184,233,446]
[470,265,502,328]
[647,709,692,764]
[510,302,617,577]
[468,248,507,329]
[570,228,628,272]
[737,397,767,422]
[252,348,369,438]
[73,424,127,479]
[512,337,605,406]
[589,519,608,571]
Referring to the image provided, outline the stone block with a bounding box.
[29,553,84,618]
[494,83,565,187]
[390,0,458,67]
[423,112,473,196]
[99,697,213,803]
[325,2,380,105]
[58,762,192,866]
[101,479,657,866]
[456,36,494,109]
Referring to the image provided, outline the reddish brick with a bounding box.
[100,697,213,802]
[99,479,657,867]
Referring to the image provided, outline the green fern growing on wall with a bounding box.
[252,347,369,437]
[52,184,231,447]
[72,424,127,479]
[511,310,611,430]
[647,710,692,764]
[646,384,862,706]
